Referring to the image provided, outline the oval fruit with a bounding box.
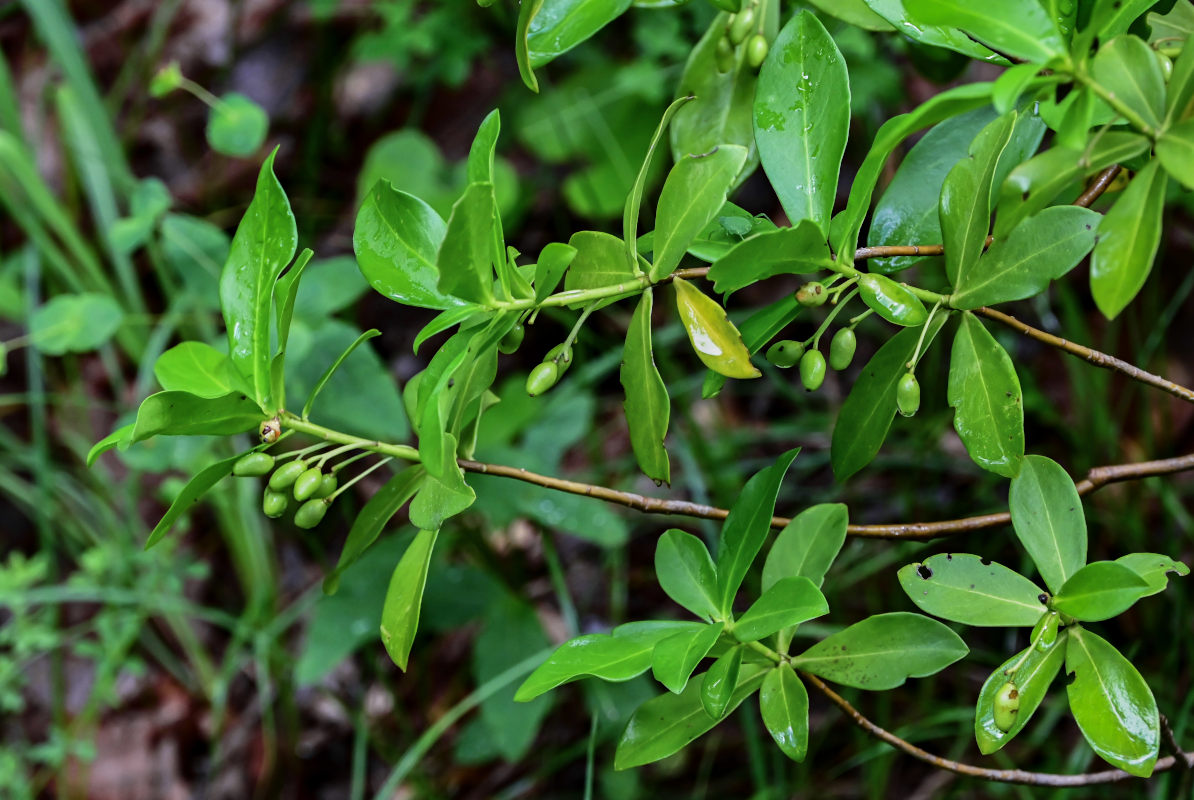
[233,452,275,477]
[993,682,1020,732]
[314,473,338,499]
[727,6,755,44]
[896,373,920,417]
[715,36,735,74]
[294,498,330,529]
[268,460,306,491]
[828,328,857,371]
[498,323,525,354]
[673,278,761,379]
[795,281,827,307]
[293,466,324,502]
[545,342,573,375]
[263,489,288,519]
[526,361,561,397]
[799,350,826,391]
[746,34,768,70]
[858,274,928,327]
[765,339,804,368]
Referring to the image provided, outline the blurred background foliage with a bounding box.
[0,0,1190,797]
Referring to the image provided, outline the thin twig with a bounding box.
[1074,164,1123,208]
[457,453,1194,540]
[800,671,1191,787]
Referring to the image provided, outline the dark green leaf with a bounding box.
[130,391,262,443]
[1066,626,1159,777]
[1115,553,1190,597]
[1091,35,1165,133]
[699,645,741,719]
[1090,160,1167,319]
[437,182,497,305]
[380,528,438,671]
[1008,454,1087,594]
[1051,561,1150,621]
[946,313,1024,477]
[898,553,1045,626]
[792,612,968,689]
[706,222,833,295]
[651,622,725,694]
[975,630,1068,753]
[732,577,828,642]
[655,529,718,622]
[761,503,848,591]
[206,93,268,158]
[621,289,670,483]
[902,0,1065,62]
[759,663,809,762]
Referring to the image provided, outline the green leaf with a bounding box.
[408,465,477,532]
[898,553,1046,627]
[268,247,315,410]
[206,93,268,157]
[533,242,578,304]
[130,391,262,443]
[951,206,1101,309]
[993,63,1045,113]
[1091,35,1165,133]
[1090,160,1167,319]
[700,645,742,719]
[864,0,1006,61]
[516,0,546,92]
[437,182,497,305]
[219,149,297,410]
[380,528,438,671]
[527,0,632,68]
[1163,24,1194,124]
[902,0,1065,62]
[323,466,425,595]
[761,503,848,591]
[30,293,123,355]
[624,94,693,272]
[513,622,688,702]
[759,663,809,762]
[732,577,828,642]
[615,664,768,769]
[1156,118,1194,190]
[946,313,1024,478]
[145,449,263,549]
[564,230,637,292]
[153,342,243,399]
[465,110,512,299]
[1115,553,1190,597]
[706,222,833,296]
[87,423,134,467]
[412,306,482,355]
[1065,626,1159,777]
[655,529,718,622]
[354,182,457,310]
[806,0,894,30]
[651,622,725,694]
[754,10,849,235]
[716,449,800,616]
[301,329,381,419]
[621,289,670,484]
[1148,1,1194,44]
[650,145,749,282]
[940,111,1016,288]
[1051,561,1151,622]
[792,612,968,689]
[673,203,779,264]
[830,315,947,481]
[1008,455,1087,594]
[1095,0,1157,40]
[975,630,1068,754]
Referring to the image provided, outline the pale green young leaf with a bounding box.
[898,553,1045,627]
[1090,160,1167,319]
[946,313,1024,477]
[564,230,637,292]
[1008,455,1087,593]
[380,529,439,671]
[621,289,670,483]
[1051,561,1150,621]
[532,242,578,304]
[437,182,497,305]
[154,341,244,399]
[1115,553,1190,597]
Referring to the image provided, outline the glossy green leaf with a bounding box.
[130,391,262,443]
[940,112,1015,287]
[792,612,968,689]
[951,206,1101,309]
[754,11,849,235]
[808,0,893,30]
[759,663,809,762]
[1051,561,1150,621]
[946,313,1024,477]
[465,111,512,299]
[651,622,725,694]
[1164,26,1194,124]
[323,466,425,595]
[624,94,693,271]
[1090,160,1167,319]
[437,182,497,305]
[354,181,457,310]
[219,150,297,410]
[532,242,578,304]
[621,289,670,484]
[1091,35,1165,133]
[1065,626,1159,777]
[706,222,833,296]
[673,277,760,380]
[527,0,631,68]
[514,622,697,701]
[1156,118,1194,190]
[1008,455,1087,594]
[516,0,546,92]
[145,449,263,549]
[975,630,1068,753]
[902,0,1065,62]
[153,342,243,399]
[380,528,438,671]
[1115,553,1190,597]
[408,463,477,532]
[732,577,828,642]
[650,145,749,282]
[1094,0,1156,40]
[700,645,742,719]
[30,293,123,354]
[761,504,848,592]
[269,248,314,407]
[87,424,134,467]
[614,664,767,769]
[830,315,947,481]
[564,230,637,292]
[664,202,779,264]
[655,529,718,622]
[898,553,1046,626]
[992,63,1045,113]
[206,93,268,157]
[716,449,800,616]
[864,0,1005,61]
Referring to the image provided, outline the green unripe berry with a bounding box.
[727,6,755,45]
[294,498,330,529]
[1156,50,1173,80]
[765,339,805,368]
[715,36,735,73]
[799,350,826,391]
[268,459,306,491]
[896,373,920,417]
[545,343,574,374]
[746,34,768,70]
[293,466,324,502]
[828,328,857,371]
[233,452,275,477]
[498,323,525,354]
[526,361,561,397]
[314,473,338,499]
[857,273,928,327]
[795,281,827,307]
[263,489,288,519]
[993,682,1020,732]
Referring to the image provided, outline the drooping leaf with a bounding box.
[87,424,134,467]
[1114,553,1190,597]
[621,289,670,483]
[1090,35,1165,133]
[1090,160,1167,319]
[437,182,497,305]
[732,577,828,642]
[655,529,718,622]
[1065,626,1159,777]
[898,553,1046,626]
[759,663,809,762]
[30,293,124,355]
[792,612,968,689]
[1051,561,1151,622]
[130,391,262,443]
[706,222,833,296]
[946,313,1024,477]
[902,0,1065,62]
[145,449,265,549]
[975,630,1068,753]
[651,622,725,694]
[1008,455,1087,594]
[761,503,848,591]
[380,528,439,671]
[673,277,760,379]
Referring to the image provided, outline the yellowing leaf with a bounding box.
[672,277,760,379]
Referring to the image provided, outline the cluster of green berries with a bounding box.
[525,343,573,397]
[232,451,337,528]
[712,0,769,73]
